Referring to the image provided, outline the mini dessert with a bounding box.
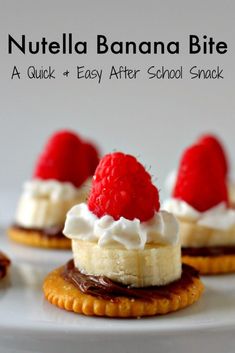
[8,130,100,249]
[0,251,11,279]
[43,152,203,317]
[164,143,235,274]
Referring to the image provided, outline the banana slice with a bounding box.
[72,240,181,287]
[178,219,235,247]
[16,195,87,228]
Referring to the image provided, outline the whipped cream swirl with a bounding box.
[163,199,235,230]
[63,203,179,250]
[22,179,90,201]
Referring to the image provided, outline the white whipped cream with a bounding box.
[63,203,179,250]
[15,179,91,228]
[22,179,90,201]
[163,199,235,230]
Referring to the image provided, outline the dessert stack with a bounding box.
[164,136,235,274]
[8,130,100,249]
[43,152,204,317]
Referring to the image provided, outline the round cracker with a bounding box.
[182,254,235,275]
[8,227,71,249]
[43,265,204,317]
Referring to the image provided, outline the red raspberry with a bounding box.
[197,134,229,177]
[173,144,228,212]
[33,130,89,187]
[88,152,160,222]
[83,141,100,175]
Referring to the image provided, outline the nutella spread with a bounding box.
[62,260,198,302]
[182,246,235,257]
[12,224,65,239]
[0,252,10,279]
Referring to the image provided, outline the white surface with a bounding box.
[0,227,235,353]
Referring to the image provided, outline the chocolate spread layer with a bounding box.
[0,252,10,279]
[182,246,235,257]
[62,260,198,301]
[12,223,66,239]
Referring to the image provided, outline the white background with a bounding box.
[0,0,235,222]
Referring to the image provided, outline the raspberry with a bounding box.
[173,144,228,212]
[88,152,160,222]
[33,130,89,187]
[197,134,229,177]
[83,141,100,175]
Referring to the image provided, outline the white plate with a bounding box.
[0,226,235,353]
